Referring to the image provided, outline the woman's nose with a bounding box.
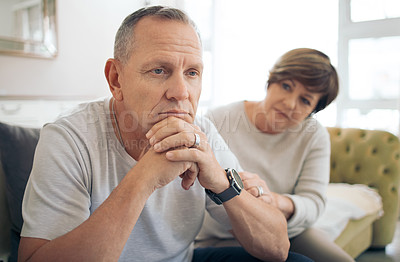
[282,94,297,110]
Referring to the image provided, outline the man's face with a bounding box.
[117,16,203,133]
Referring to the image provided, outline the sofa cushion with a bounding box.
[313,183,383,241]
[335,212,376,258]
[327,127,400,247]
[0,122,40,262]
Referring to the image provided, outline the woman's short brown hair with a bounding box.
[267,48,339,113]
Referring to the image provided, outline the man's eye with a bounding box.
[188,71,198,77]
[152,68,164,74]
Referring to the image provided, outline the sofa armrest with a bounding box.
[327,127,400,247]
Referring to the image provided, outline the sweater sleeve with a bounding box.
[285,124,330,238]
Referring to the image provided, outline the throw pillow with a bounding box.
[313,183,383,241]
[0,122,40,262]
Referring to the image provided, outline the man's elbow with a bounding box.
[272,238,290,262]
[18,237,49,262]
[255,237,290,262]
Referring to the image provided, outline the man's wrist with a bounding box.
[208,169,230,194]
[205,168,243,205]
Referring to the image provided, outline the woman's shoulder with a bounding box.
[205,101,245,125]
[302,117,326,130]
[206,101,244,117]
[204,101,252,135]
[300,117,330,142]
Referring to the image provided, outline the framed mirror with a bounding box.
[0,0,57,59]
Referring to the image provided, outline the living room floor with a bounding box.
[356,220,400,262]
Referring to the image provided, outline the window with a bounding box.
[351,0,400,22]
[338,0,400,136]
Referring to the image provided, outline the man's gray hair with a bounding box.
[114,5,200,64]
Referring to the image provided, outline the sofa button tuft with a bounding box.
[372,147,378,154]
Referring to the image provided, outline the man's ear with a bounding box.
[105,58,123,101]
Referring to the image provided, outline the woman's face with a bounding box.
[256,79,322,134]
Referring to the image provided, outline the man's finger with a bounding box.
[181,163,199,190]
[146,117,192,144]
[153,132,194,152]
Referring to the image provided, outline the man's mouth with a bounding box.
[158,110,190,119]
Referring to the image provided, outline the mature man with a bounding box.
[18,6,295,262]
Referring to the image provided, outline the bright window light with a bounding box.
[349,36,400,100]
[351,0,400,22]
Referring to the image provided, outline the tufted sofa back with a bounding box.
[327,127,400,247]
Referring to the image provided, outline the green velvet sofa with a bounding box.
[327,127,400,258]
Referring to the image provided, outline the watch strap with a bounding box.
[205,168,242,205]
[205,188,238,205]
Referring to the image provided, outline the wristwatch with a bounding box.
[205,168,243,205]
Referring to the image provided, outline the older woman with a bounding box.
[203,48,354,262]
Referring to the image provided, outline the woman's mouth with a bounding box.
[274,109,289,120]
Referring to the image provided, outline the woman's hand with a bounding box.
[240,171,294,220]
[240,171,278,206]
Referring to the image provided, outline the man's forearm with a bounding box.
[223,190,290,262]
[19,169,152,262]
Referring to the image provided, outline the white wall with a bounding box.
[0,0,15,37]
[0,0,145,98]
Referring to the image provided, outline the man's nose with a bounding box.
[166,73,189,101]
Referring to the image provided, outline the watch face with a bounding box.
[231,169,244,189]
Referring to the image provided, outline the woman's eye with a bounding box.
[282,83,291,90]
[302,97,311,106]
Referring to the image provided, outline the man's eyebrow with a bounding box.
[141,60,169,68]
[142,60,203,70]
[189,63,204,70]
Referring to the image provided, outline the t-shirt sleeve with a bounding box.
[21,123,91,240]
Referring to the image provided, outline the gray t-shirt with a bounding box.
[204,101,330,238]
[21,97,242,262]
